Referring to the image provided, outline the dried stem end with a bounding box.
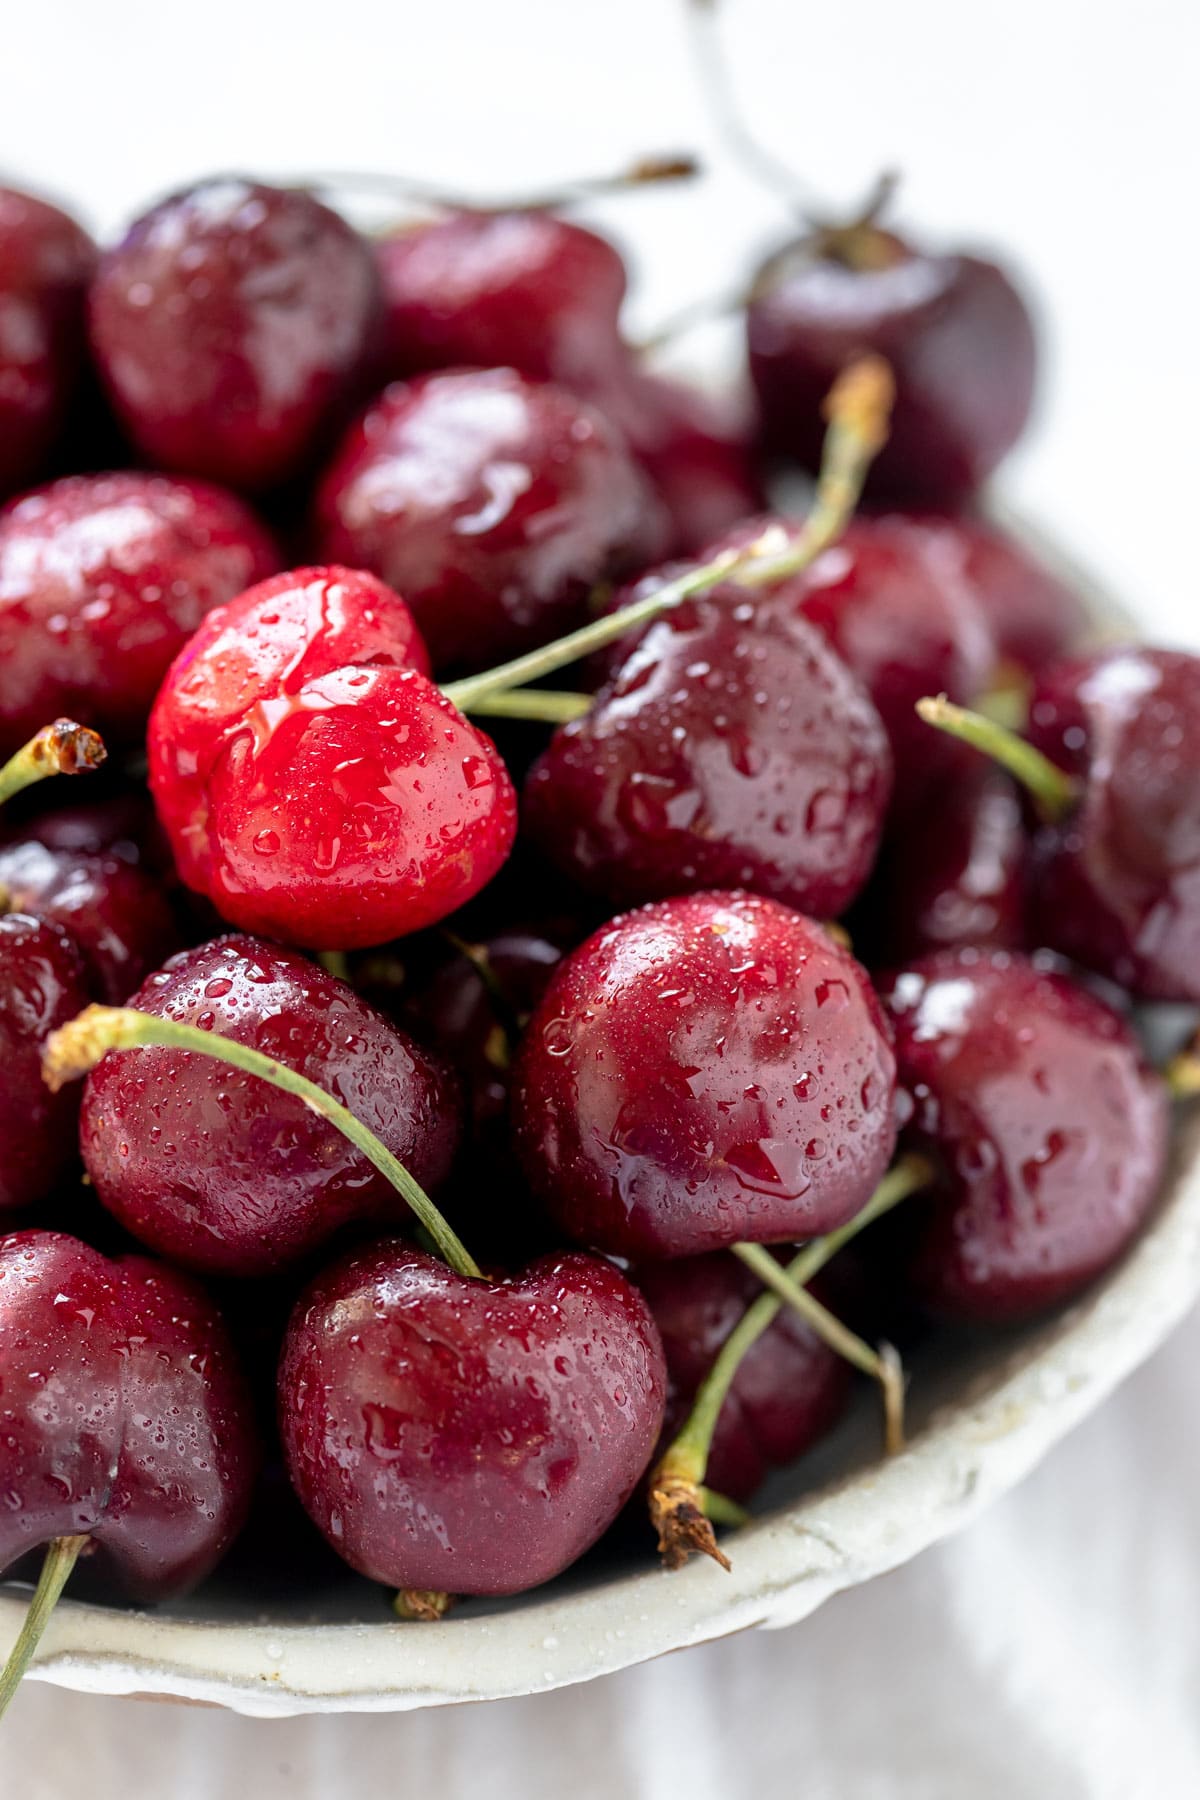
[649,1470,732,1573]
[393,1589,454,1622]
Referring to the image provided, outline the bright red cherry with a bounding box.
[78,935,462,1277]
[523,600,892,917]
[0,472,279,755]
[375,209,628,389]
[1023,647,1200,1000]
[880,949,1169,1321]
[0,915,90,1214]
[88,179,380,492]
[636,1253,849,1505]
[511,892,897,1261]
[0,187,95,499]
[748,224,1036,504]
[148,565,515,950]
[0,1230,257,1597]
[0,841,179,1004]
[313,366,666,674]
[278,1241,667,1596]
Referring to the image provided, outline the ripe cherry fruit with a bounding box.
[0,915,91,1214]
[511,891,897,1261]
[0,839,180,1004]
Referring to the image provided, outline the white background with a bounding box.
[4,1,1200,1794]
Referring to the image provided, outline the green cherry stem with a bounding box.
[648,1154,928,1570]
[305,153,699,218]
[444,355,895,716]
[464,689,593,724]
[41,1006,481,1279]
[0,1534,89,1721]
[0,720,107,809]
[915,695,1080,824]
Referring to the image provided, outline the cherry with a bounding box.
[0,472,279,755]
[0,778,167,871]
[0,840,179,1004]
[375,209,628,390]
[748,224,1036,504]
[925,512,1091,676]
[0,915,91,1214]
[522,598,892,917]
[313,366,666,674]
[0,1229,257,1713]
[78,934,461,1276]
[88,179,380,492]
[147,565,515,950]
[636,1253,849,1506]
[0,187,96,500]
[278,1240,667,1596]
[879,949,1169,1321]
[510,891,898,1260]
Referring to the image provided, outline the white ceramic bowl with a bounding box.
[4,517,1196,1716]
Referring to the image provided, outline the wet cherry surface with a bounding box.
[928,512,1091,675]
[0,840,180,1004]
[0,914,91,1214]
[636,1252,850,1504]
[148,565,516,949]
[748,228,1036,504]
[79,935,463,1276]
[880,948,1169,1321]
[88,179,380,492]
[0,471,279,754]
[0,186,96,500]
[313,365,665,674]
[0,1229,257,1598]
[278,1241,667,1595]
[1024,647,1200,1001]
[511,891,898,1260]
[523,599,892,917]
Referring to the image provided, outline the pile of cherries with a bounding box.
[1,117,1197,1708]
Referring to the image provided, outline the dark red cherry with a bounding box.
[511,891,897,1261]
[748,224,1036,504]
[0,841,179,1003]
[79,935,462,1277]
[375,209,628,389]
[523,600,891,918]
[88,179,380,492]
[1022,647,1200,1000]
[0,472,279,755]
[278,1241,666,1596]
[923,512,1091,675]
[313,366,666,674]
[0,1230,257,1598]
[0,187,96,499]
[636,1254,849,1505]
[148,565,515,950]
[880,949,1169,1321]
[0,915,91,1214]
[0,777,168,872]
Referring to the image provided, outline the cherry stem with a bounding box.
[303,154,698,217]
[0,720,106,809]
[463,689,592,725]
[1165,1037,1200,1100]
[393,1588,454,1622]
[316,950,351,983]
[915,695,1080,825]
[699,1488,750,1528]
[41,1006,482,1280]
[648,1154,928,1569]
[444,356,895,714]
[0,1534,88,1721]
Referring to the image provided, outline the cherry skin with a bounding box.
[0,915,91,1214]
[511,891,898,1261]
[0,1230,257,1598]
[879,949,1169,1322]
[374,209,628,390]
[0,841,180,1004]
[748,223,1036,504]
[278,1241,667,1596]
[79,935,463,1278]
[88,178,380,492]
[148,565,516,950]
[0,472,279,755]
[523,600,892,918]
[923,512,1091,676]
[0,778,167,871]
[0,187,96,499]
[636,1254,850,1505]
[1022,647,1200,1001]
[313,366,666,675]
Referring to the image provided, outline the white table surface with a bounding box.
[3,1,1199,1793]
